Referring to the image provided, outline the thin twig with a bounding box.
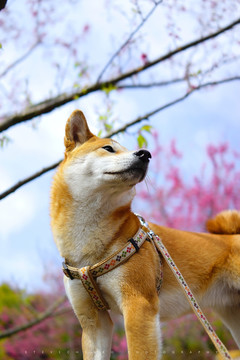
[96,0,163,83]
[1,17,239,133]
[108,92,192,137]
[48,306,72,318]
[0,295,66,340]
[1,76,239,201]
[117,77,186,89]
[0,160,61,200]
[0,41,40,78]
[108,76,240,137]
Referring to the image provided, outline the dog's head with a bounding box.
[62,110,151,200]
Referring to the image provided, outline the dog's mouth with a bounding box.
[103,150,151,184]
[104,166,147,183]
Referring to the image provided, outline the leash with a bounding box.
[63,215,232,360]
[137,215,232,360]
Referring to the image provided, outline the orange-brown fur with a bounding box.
[50,110,240,360]
[207,210,240,235]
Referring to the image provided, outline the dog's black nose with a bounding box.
[134,149,152,163]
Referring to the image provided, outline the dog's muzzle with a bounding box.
[133,149,152,163]
[104,149,151,182]
[132,149,151,181]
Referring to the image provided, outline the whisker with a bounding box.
[144,174,158,193]
[144,177,150,193]
[144,175,155,193]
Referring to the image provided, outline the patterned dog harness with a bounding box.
[62,217,163,310]
[62,215,232,360]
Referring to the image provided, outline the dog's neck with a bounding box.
[56,186,138,268]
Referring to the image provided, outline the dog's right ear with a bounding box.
[64,110,94,152]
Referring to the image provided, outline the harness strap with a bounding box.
[78,266,109,310]
[62,214,231,359]
[90,226,149,278]
[62,225,151,311]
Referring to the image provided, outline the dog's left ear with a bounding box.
[64,110,94,152]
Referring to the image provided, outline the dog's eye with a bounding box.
[102,145,115,153]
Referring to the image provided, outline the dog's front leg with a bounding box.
[64,277,113,360]
[80,310,113,360]
[122,295,162,360]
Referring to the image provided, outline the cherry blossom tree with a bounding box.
[136,134,240,231]
[0,1,240,359]
[0,0,240,199]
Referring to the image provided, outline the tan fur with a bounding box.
[207,210,240,234]
[51,110,240,360]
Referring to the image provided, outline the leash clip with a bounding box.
[62,262,74,280]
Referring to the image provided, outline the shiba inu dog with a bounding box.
[50,110,240,360]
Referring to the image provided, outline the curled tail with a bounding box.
[206,210,240,234]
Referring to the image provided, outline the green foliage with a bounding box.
[109,312,236,360]
[97,103,115,135]
[140,125,152,132]
[137,133,147,148]
[0,135,11,148]
[0,283,25,311]
[161,313,235,360]
[101,84,117,95]
[0,281,237,360]
[0,282,83,360]
[0,345,11,360]
[74,61,88,79]
[137,124,152,148]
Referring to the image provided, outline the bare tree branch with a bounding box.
[48,306,72,318]
[108,91,192,137]
[1,17,239,133]
[117,77,186,89]
[0,83,101,133]
[109,76,240,137]
[1,76,239,201]
[0,295,66,340]
[0,160,61,200]
[0,41,40,78]
[0,0,7,11]
[96,0,163,83]
[118,75,240,91]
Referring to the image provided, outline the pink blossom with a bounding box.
[141,53,148,65]
[83,24,90,33]
[136,139,240,232]
[170,139,182,158]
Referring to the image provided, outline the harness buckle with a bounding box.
[128,238,140,252]
[62,262,74,280]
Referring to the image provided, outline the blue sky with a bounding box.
[1,81,239,292]
[0,0,240,292]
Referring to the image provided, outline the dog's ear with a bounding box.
[64,110,94,152]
